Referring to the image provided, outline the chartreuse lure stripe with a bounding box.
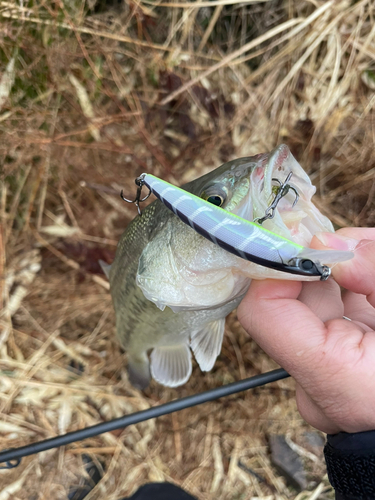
[140,174,354,280]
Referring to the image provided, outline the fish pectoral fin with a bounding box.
[99,259,112,280]
[190,319,225,372]
[150,344,192,387]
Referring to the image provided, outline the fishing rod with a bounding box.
[0,368,289,469]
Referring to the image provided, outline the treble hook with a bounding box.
[120,174,151,216]
[254,172,299,225]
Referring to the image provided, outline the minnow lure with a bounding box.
[124,174,354,280]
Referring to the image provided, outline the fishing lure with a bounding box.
[121,174,354,280]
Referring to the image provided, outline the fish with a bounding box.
[107,144,341,389]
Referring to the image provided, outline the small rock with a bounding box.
[269,434,307,491]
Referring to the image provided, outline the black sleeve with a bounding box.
[324,430,375,500]
[121,483,197,500]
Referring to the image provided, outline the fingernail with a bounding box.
[315,232,359,251]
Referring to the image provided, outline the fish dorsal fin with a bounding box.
[99,259,112,279]
[150,344,192,387]
[190,319,225,372]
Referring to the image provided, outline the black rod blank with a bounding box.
[0,368,289,465]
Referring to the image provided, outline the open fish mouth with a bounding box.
[247,145,332,248]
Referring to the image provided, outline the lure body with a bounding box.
[141,173,352,280]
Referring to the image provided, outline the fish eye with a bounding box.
[201,186,227,207]
[300,259,315,271]
[206,195,224,206]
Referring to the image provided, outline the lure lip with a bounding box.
[139,173,351,281]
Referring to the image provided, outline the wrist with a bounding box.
[324,430,375,500]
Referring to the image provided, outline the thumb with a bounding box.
[311,230,375,307]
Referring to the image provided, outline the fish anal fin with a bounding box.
[190,319,225,372]
[127,352,151,390]
[99,259,112,280]
[150,344,192,387]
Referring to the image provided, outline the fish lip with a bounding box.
[258,143,297,200]
[268,144,290,171]
[231,146,291,222]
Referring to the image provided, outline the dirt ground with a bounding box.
[1,1,375,499]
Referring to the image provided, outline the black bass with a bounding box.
[107,145,343,389]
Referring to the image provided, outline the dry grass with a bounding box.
[1,0,375,498]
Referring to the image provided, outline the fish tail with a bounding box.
[150,344,192,387]
[127,352,151,390]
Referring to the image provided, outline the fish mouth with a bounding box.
[229,145,293,223]
[256,145,301,200]
[268,143,291,171]
[243,144,332,246]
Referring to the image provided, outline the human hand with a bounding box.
[237,228,375,434]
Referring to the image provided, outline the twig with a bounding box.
[172,412,182,462]
[142,0,271,7]
[0,4,219,61]
[160,2,335,106]
[198,5,223,52]
[37,95,61,231]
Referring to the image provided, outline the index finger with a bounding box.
[237,280,327,371]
